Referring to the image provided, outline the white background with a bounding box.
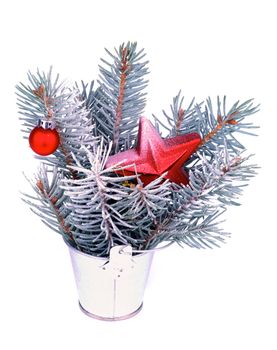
[0,1,276,349]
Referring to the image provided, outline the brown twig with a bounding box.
[198,114,238,148]
[33,84,53,118]
[143,184,212,248]
[176,108,185,134]
[113,47,130,150]
[59,143,78,179]
[143,219,168,248]
[37,179,73,240]
[143,114,239,247]
[33,84,77,179]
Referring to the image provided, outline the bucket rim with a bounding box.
[63,237,154,260]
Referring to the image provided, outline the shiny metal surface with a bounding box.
[78,301,143,321]
[37,119,56,129]
[65,242,154,320]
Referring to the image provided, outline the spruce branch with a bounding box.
[196,97,259,152]
[76,80,95,111]
[93,42,149,152]
[17,44,259,258]
[116,175,172,245]
[33,87,76,177]
[61,140,142,256]
[144,147,258,249]
[61,140,176,255]
[22,165,75,244]
[16,68,96,174]
[75,80,96,131]
[125,176,171,223]
[154,94,259,156]
[113,46,129,147]
[152,90,197,136]
[191,97,259,162]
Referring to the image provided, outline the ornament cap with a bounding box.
[37,119,56,130]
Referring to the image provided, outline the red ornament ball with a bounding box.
[29,126,60,156]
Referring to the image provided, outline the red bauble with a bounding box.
[106,117,201,185]
[29,126,60,156]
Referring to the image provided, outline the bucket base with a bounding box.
[78,301,143,321]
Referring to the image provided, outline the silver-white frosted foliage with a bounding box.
[16,68,96,170]
[17,42,259,257]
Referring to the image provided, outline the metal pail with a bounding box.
[66,242,154,321]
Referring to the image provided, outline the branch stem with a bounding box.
[34,84,77,178]
[37,179,74,240]
[113,47,129,150]
[198,114,238,148]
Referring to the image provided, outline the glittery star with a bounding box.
[106,117,201,185]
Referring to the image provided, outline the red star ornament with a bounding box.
[106,117,202,185]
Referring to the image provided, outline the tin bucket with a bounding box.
[65,241,154,321]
